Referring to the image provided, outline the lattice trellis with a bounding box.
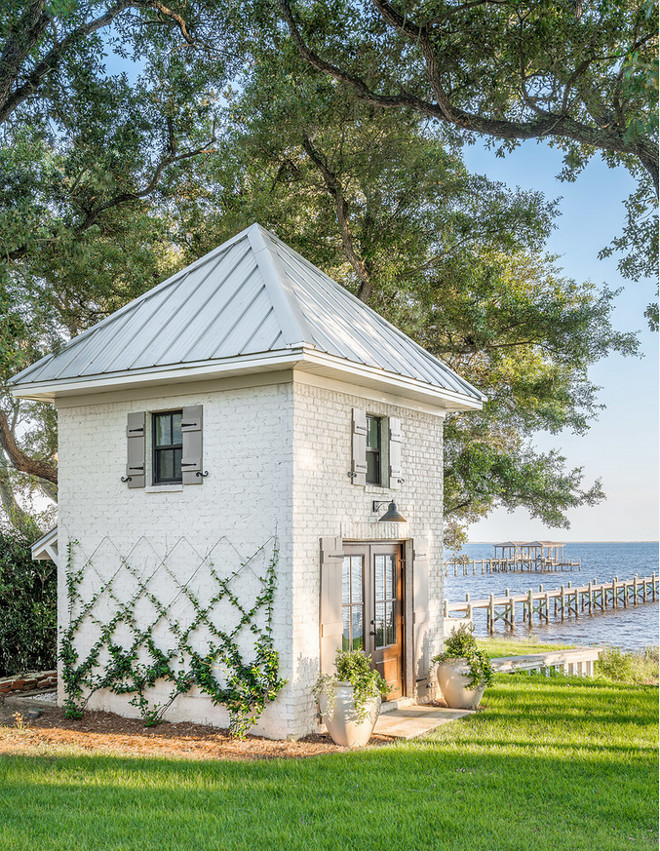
[60,535,285,737]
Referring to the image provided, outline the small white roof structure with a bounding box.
[10,224,485,410]
[31,527,58,565]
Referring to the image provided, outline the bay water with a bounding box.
[444,542,659,650]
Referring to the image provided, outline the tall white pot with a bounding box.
[436,660,486,709]
[319,682,381,748]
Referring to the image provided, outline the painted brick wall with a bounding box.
[290,377,445,736]
[56,379,297,739]
[55,372,446,739]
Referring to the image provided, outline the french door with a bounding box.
[341,542,404,699]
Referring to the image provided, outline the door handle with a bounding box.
[369,630,376,636]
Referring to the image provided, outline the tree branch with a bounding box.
[0,1,136,126]
[278,0,659,191]
[301,133,373,301]
[0,452,41,536]
[0,0,50,112]
[0,0,199,127]
[0,410,58,484]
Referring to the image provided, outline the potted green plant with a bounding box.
[314,648,390,747]
[432,623,494,709]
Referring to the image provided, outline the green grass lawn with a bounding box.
[0,676,657,851]
[476,637,576,658]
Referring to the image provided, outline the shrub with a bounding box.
[0,530,56,676]
[597,646,659,685]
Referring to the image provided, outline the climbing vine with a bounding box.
[59,536,286,738]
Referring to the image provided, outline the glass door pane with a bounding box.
[342,555,364,651]
[374,554,396,649]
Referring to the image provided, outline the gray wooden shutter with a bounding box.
[319,536,344,674]
[126,412,145,488]
[351,408,367,486]
[181,405,203,485]
[388,416,403,489]
[412,543,430,695]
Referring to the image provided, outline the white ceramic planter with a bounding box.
[436,660,486,709]
[319,682,381,747]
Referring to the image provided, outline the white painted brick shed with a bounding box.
[11,223,484,739]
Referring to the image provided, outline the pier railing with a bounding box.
[442,557,581,576]
[490,647,602,677]
[444,573,658,634]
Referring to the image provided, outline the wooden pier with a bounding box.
[444,573,659,634]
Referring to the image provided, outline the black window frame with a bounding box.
[152,410,183,485]
[365,415,382,486]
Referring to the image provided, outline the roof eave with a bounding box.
[10,349,308,402]
[31,527,58,563]
[298,348,485,411]
[10,345,485,411]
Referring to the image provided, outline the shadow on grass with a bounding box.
[0,742,657,851]
[0,677,657,851]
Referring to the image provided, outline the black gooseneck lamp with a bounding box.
[372,500,407,522]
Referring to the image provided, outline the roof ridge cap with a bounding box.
[247,225,312,347]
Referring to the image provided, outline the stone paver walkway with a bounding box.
[373,704,474,739]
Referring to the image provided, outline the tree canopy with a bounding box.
[275,0,658,186]
[0,0,648,544]
[166,66,639,544]
[274,0,658,316]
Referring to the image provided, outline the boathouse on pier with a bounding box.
[493,541,567,571]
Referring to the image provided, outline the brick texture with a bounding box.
[56,372,445,739]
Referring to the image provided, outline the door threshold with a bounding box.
[380,697,415,714]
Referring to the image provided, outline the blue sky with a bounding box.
[461,143,658,542]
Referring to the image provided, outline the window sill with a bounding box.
[145,484,183,493]
[364,485,391,494]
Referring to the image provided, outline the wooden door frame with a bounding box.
[342,539,413,699]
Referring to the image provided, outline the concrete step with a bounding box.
[379,696,415,714]
[374,704,474,739]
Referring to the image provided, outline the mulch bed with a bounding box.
[0,694,396,761]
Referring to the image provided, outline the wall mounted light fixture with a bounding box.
[372,500,407,522]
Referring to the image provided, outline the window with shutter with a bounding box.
[125,411,146,488]
[181,404,204,485]
[351,410,404,489]
[365,415,382,485]
[350,408,368,486]
[388,417,403,489]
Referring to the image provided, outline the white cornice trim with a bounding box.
[11,344,484,411]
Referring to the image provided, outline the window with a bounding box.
[152,411,182,484]
[365,415,382,485]
[374,553,397,648]
[342,555,364,651]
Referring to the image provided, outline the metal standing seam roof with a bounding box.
[9,223,485,404]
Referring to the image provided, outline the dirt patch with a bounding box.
[0,697,395,761]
